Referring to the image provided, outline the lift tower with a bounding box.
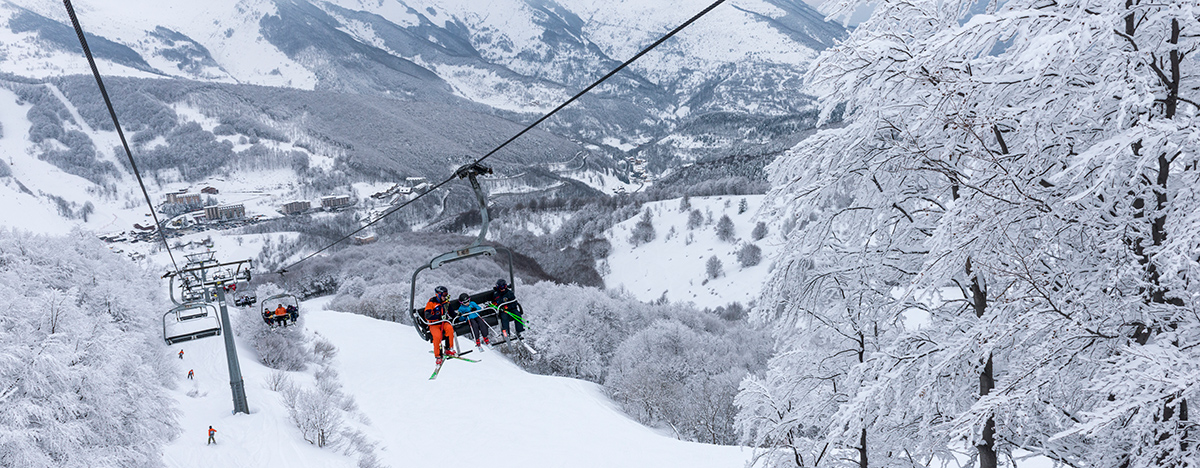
[165,254,254,414]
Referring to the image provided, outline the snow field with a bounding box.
[604,195,779,307]
[305,306,753,468]
[163,298,753,468]
[163,309,356,468]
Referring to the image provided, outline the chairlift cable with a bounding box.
[62,0,181,273]
[278,0,729,274]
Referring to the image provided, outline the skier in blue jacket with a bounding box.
[458,293,490,347]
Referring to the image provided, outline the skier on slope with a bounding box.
[458,293,490,348]
[491,279,524,339]
[207,426,217,445]
[424,286,457,364]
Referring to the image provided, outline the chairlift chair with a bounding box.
[408,163,517,343]
[260,293,300,326]
[163,302,221,344]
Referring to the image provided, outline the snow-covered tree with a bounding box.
[629,209,656,247]
[687,209,704,230]
[0,230,177,468]
[751,221,768,241]
[706,256,724,279]
[715,215,736,242]
[745,0,1199,466]
[737,243,762,268]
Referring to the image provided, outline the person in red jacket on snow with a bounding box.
[424,286,457,364]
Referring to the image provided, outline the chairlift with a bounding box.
[163,302,221,344]
[234,294,258,307]
[166,253,253,306]
[408,163,517,344]
[260,293,300,327]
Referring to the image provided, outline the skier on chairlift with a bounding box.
[425,286,457,364]
[274,303,289,327]
[492,279,524,339]
[458,293,490,348]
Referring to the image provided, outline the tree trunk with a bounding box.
[858,428,868,468]
[967,258,997,468]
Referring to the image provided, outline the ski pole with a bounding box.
[487,303,528,328]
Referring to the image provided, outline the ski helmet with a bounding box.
[459,293,469,302]
[496,279,508,289]
[435,285,448,296]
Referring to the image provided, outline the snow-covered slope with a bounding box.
[165,329,356,468]
[165,299,751,468]
[603,195,780,307]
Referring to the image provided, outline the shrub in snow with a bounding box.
[286,387,341,448]
[751,221,768,241]
[686,209,703,230]
[338,276,367,298]
[605,320,755,444]
[0,230,176,468]
[737,244,762,268]
[267,369,293,391]
[511,282,771,444]
[678,195,691,212]
[628,209,656,247]
[714,302,746,321]
[738,198,749,214]
[715,215,735,242]
[706,256,724,279]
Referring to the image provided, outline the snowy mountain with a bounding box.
[0,0,844,169]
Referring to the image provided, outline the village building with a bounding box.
[281,200,311,215]
[353,234,378,245]
[166,192,202,206]
[204,204,245,221]
[320,195,353,210]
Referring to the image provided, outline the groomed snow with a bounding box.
[604,195,779,307]
[163,299,752,468]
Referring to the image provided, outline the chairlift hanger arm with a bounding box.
[452,163,494,249]
[164,259,254,278]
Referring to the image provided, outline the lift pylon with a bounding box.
[164,256,253,415]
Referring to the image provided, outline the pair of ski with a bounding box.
[493,333,538,355]
[429,349,479,380]
[483,303,537,355]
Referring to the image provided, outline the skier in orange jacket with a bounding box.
[425,286,456,364]
[274,304,288,327]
